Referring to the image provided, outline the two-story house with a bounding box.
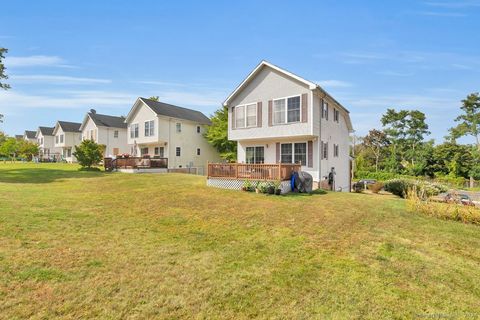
[36,126,61,161]
[52,121,82,163]
[225,61,353,191]
[79,109,129,157]
[124,97,221,174]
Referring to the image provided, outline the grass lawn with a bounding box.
[1,163,480,319]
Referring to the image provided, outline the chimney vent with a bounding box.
[90,109,96,114]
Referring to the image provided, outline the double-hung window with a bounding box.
[321,141,328,159]
[245,146,265,164]
[273,95,301,124]
[60,134,64,143]
[280,143,307,165]
[322,101,329,120]
[55,136,59,144]
[334,144,339,157]
[245,104,257,127]
[334,109,339,122]
[196,126,201,133]
[130,124,139,138]
[114,130,119,138]
[145,120,154,137]
[234,103,257,128]
[176,123,182,133]
[176,147,181,157]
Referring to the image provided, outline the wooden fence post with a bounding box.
[235,163,239,179]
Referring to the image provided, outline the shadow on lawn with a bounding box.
[0,168,105,184]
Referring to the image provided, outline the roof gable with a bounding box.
[24,130,36,139]
[38,126,55,136]
[53,121,81,135]
[125,97,211,125]
[224,60,317,106]
[80,111,127,131]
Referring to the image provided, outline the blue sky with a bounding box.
[1,0,479,143]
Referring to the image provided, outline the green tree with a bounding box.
[0,137,18,161]
[363,129,389,172]
[17,140,39,161]
[381,108,430,166]
[449,93,480,150]
[148,96,159,101]
[205,106,237,161]
[73,139,103,169]
[0,47,9,90]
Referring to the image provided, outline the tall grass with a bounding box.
[406,188,480,225]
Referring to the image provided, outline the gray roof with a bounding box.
[89,112,127,128]
[39,126,55,136]
[24,130,36,139]
[15,135,23,140]
[140,97,211,125]
[58,121,81,132]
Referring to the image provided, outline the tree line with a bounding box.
[356,93,480,180]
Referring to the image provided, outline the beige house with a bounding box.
[79,109,129,157]
[36,126,61,161]
[224,60,353,191]
[52,121,82,163]
[124,97,221,174]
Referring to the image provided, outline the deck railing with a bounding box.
[207,163,301,181]
[104,157,168,171]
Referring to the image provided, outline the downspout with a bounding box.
[318,88,327,188]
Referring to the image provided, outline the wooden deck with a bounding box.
[207,163,301,181]
[104,157,168,171]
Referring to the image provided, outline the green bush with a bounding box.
[73,140,103,169]
[384,179,447,198]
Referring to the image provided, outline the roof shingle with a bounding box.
[58,121,81,132]
[140,98,211,125]
[38,126,55,136]
[88,112,127,128]
[24,130,36,139]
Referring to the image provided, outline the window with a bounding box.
[322,101,329,120]
[235,106,245,128]
[334,144,339,157]
[145,120,154,137]
[294,143,307,165]
[130,124,139,138]
[280,144,293,163]
[273,95,301,124]
[334,109,339,122]
[281,143,307,165]
[245,146,264,164]
[176,147,181,157]
[176,123,182,133]
[246,103,257,127]
[154,146,164,157]
[55,136,59,144]
[140,147,149,156]
[66,148,71,157]
[114,130,119,138]
[60,134,64,143]
[321,141,328,160]
[197,126,201,133]
[197,148,201,156]
[273,99,285,124]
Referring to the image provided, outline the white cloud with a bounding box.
[424,0,480,8]
[377,70,415,77]
[10,75,111,84]
[5,55,74,68]
[416,11,466,17]
[316,80,353,88]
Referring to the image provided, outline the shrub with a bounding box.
[368,182,384,194]
[407,190,480,225]
[73,140,103,169]
[384,179,447,199]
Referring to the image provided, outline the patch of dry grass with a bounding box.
[0,163,480,319]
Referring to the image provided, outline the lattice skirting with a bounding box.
[207,178,292,194]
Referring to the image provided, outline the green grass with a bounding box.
[1,163,480,319]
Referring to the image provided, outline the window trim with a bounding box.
[114,130,119,138]
[334,108,340,123]
[176,146,181,157]
[196,125,201,133]
[272,94,302,125]
[197,148,201,156]
[176,122,182,133]
[130,123,139,139]
[322,101,329,120]
[234,102,257,128]
[245,145,265,164]
[280,142,307,166]
[144,120,155,137]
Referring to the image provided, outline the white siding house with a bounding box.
[36,126,61,161]
[225,61,354,191]
[79,109,129,157]
[124,97,221,174]
[52,121,82,163]
[23,130,37,143]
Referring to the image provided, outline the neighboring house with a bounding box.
[224,60,354,191]
[79,109,129,157]
[52,121,82,163]
[36,126,61,160]
[124,97,221,174]
[23,130,37,143]
[14,135,23,141]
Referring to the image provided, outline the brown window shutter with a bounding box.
[231,106,235,129]
[307,140,313,168]
[276,142,280,163]
[268,100,273,126]
[257,102,262,127]
[301,93,308,123]
[321,141,324,160]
